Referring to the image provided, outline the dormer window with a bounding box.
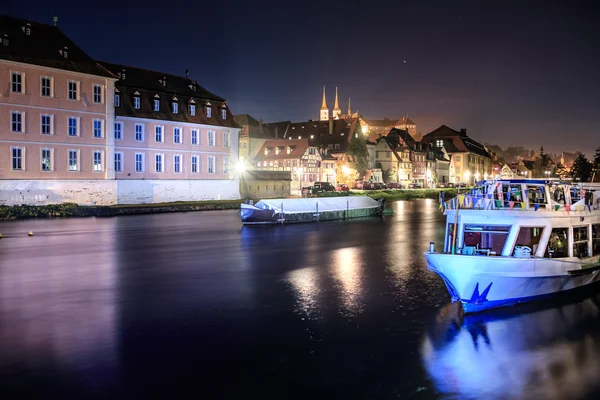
[172,101,178,114]
[221,108,227,119]
[59,46,68,59]
[1,34,9,46]
[275,147,281,155]
[120,68,126,80]
[264,148,269,155]
[205,103,212,118]
[114,93,121,107]
[133,91,141,109]
[22,23,31,35]
[190,104,196,116]
[162,76,167,87]
[189,82,197,91]
[286,147,292,155]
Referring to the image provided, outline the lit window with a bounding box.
[41,148,53,171]
[11,72,23,93]
[93,84,103,103]
[93,151,103,171]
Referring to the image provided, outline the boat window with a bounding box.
[513,227,545,255]
[552,185,566,204]
[570,187,581,203]
[526,185,546,208]
[500,184,523,207]
[593,224,600,256]
[445,223,455,253]
[463,225,510,255]
[573,226,589,258]
[546,228,569,258]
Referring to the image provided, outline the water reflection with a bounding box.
[422,295,600,400]
[329,246,364,316]
[0,219,117,388]
[287,267,321,320]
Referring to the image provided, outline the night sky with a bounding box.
[3,0,599,155]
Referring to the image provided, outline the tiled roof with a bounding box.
[0,14,116,78]
[99,61,239,128]
[254,139,313,161]
[367,118,395,127]
[421,125,491,159]
[234,114,273,138]
[264,119,360,153]
[394,117,416,126]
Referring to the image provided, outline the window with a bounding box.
[114,94,121,107]
[68,150,78,171]
[173,127,181,144]
[207,130,215,147]
[206,106,212,118]
[172,102,178,114]
[135,124,144,141]
[221,108,227,119]
[155,125,163,142]
[93,84,103,103]
[11,147,23,170]
[190,104,196,116]
[546,227,569,258]
[41,76,52,97]
[68,80,79,100]
[11,111,23,132]
[133,96,140,109]
[68,117,78,136]
[93,119,103,138]
[41,148,53,171]
[154,99,160,112]
[115,152,123,172]
[93,151,103,172]
[114,122,123,140]
[135,153,144,172]
[174,155,181,173]
[191,129,198,145]
[223,156,230,174]
[11,72,23,93]
[334,144,340,150]
[223,131,230,147]
[41,114,52,135]
[593,224,600,256]
[573,226,589,258]
[513,227,545,256]
[208,156,215,173]
[455,155,461,162]
[527,185,546,208]
[461,225,511,255]
[155,154,164,172]
[436,139,444,147]
[191,155,199,173]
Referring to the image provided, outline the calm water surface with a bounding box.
[1,199,600,399]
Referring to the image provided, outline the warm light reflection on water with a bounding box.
[330,246,364,316]
[287,267,321,319]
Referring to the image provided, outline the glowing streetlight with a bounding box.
[342,165,351,174]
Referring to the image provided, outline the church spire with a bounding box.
[347,98,351,115]
[320,86,328,110]
[319,86,329,121]
[332,87,341,119]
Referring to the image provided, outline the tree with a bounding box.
[570,152,593,182]
[336,156,359,186]
[593,146,600,172]
[554,162,570,180]
[347,134,370,178]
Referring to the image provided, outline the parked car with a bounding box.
[336,184,350,192]
[408,183,423,189]
[355,180,364,190]
[312,181,336,194]
[446,182,456,188]
[387,182,400,189]
[380,183,389,189]
[437,182,447,188]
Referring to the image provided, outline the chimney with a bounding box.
[460,128,467,136]
[53,16,58,26]
[329,117,333,135]
[185,69,189,78]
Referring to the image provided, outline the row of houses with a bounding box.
[0,14,241,205]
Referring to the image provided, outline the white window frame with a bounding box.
[135,152,145,172]
[114,93,121,107]
[174,154,182,173]
[93,84,103,104]
[206,106,212,118]
[93,151,104,172]
[191,129,199,145]
[67,80,79,101]
[208,156,215,174]
[173,127,182,144]
[153,99,160,112]
[68,149,79,172]
[41,147,53,172]
[155,125,164,143]
[207,130,215,147]
[114,151,124,172]
[68,116,79,136]
[93,119,104,138]
[223,131,230,148]
[40,114,53,135]
[190,104,196,116]
[11,71,24,94]
[133,96,140,109]
[172,102,179,114]
[155,153,164,173]
[223,156,230,174]
[11,111,24,133]
[40,76,53,97]
[191,155,199,173]
[11,146,24,170]
[135,123,144,142]
[221,108,227,119]
[114,122,123,140]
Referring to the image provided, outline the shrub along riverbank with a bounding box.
[0,189,459,220]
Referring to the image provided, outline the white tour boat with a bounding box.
[425,178,600,313]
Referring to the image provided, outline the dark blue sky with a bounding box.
[3,0,599,155]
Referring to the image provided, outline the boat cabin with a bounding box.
[442,180,600,260]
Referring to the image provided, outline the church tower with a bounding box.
[347,98,351,115]
[319,86,329,121]
[332,87,342,119]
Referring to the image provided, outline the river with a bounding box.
[1,199,600,399]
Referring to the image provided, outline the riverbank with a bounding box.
[0,189,459,220]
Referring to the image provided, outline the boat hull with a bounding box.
[424,252,600,313]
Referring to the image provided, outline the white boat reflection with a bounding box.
[422,293,600,400]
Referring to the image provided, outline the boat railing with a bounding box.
[443,192,599,212]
